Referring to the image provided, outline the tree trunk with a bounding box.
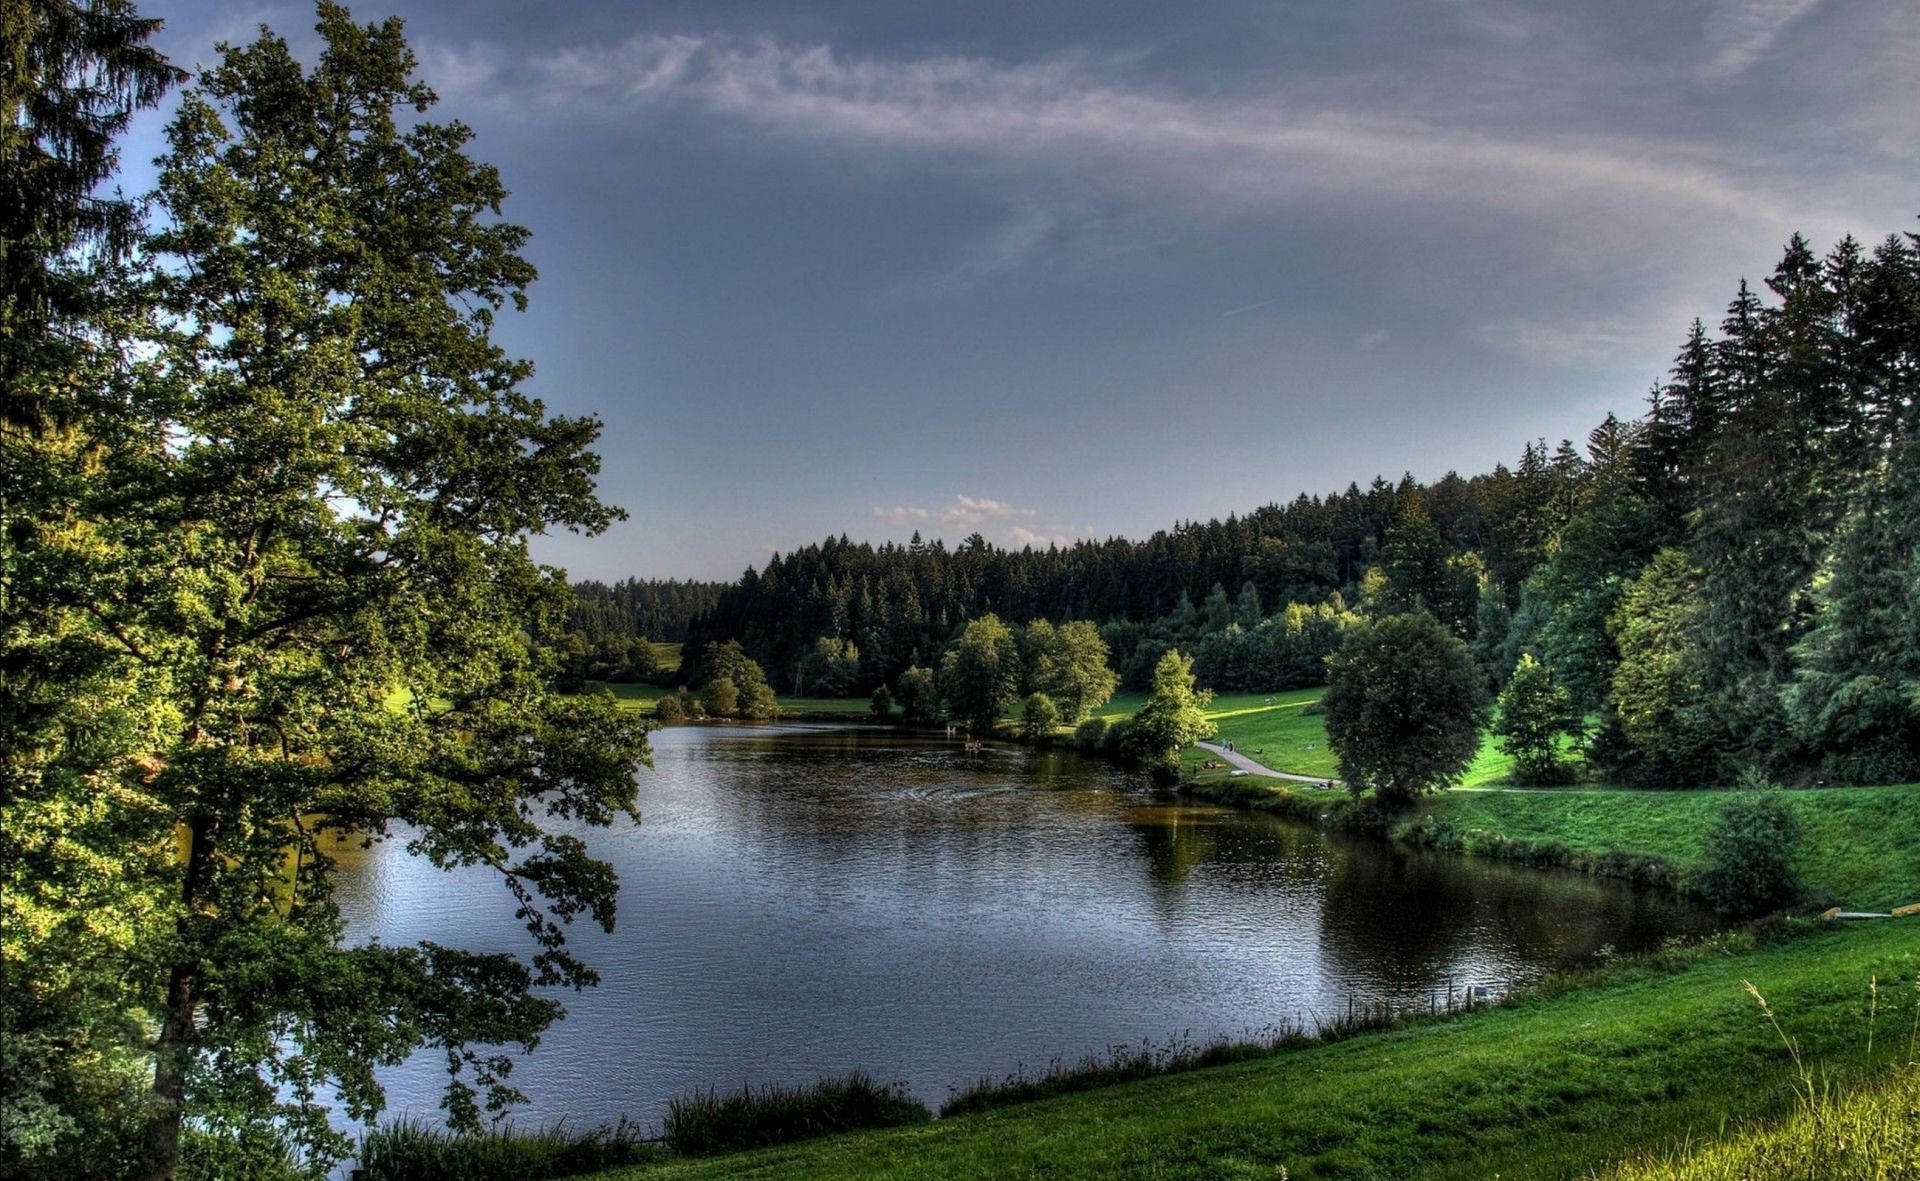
[142,811,216,1181]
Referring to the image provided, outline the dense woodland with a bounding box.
[683,225,1920,787]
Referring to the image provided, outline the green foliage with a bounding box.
[1323,613,1490,806]
[6,8,651,1175]
[1071,716,1110,752]
[654,694,685,722]
[1024,619,1117,723]
[1692,783,1804,918]
[868,685,894,720]
[1019,692,1060,742]
[1607,549,1722,785]
[660,1071,930,1157]
[1124,650,1215,782]
[938,614,1021,734]
[356,1116,654,1181]
[893,665,939,725]
[702,677,740,717]
[1494,654,1583,784]
[799,635,860,698]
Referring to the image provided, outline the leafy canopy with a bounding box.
[3,5,651,1175]
[1323,612,1489,807]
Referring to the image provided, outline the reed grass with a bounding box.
[659,1070,930,1157]
[355,1115,658,1181]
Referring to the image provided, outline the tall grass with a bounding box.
[1598,974,1920,1180]
[660,1070,930,1156]
[355,1116,657,1181]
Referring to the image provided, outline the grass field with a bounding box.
[1428,784,1920,912]
[583,921,1920,1181]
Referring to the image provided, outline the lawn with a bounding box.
[584,921,1920,1181]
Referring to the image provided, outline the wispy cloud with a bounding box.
[1700,0,1824,81]
[440,33,1787,229]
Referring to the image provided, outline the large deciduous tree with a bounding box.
[938,613,1021,734]
[1025,619,1117,724]
[18,7,651,1176]
[1323,612,1489,807]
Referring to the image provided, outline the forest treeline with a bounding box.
[677,224,1920,788]
[569,578,727,644]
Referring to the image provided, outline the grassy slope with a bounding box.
[1429,785,1920,912]
[592,922,1920,1181]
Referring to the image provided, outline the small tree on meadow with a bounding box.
[1126,649,1216,783]
[1494,654,1583,784]
[870,685,895,720]
[1323,612,1490,808]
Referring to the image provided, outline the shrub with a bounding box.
[869,685,894,720]
[661,1071,929,1157]
[357,1117,654,1181]
[1073,716,1109,752]
[1691,781,1802,917]
[654,694,685,722]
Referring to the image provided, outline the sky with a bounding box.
[130,0,1919,582]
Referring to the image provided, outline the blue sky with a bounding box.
[133,1,1918,580]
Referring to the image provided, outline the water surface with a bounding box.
[333,723,1710,1127]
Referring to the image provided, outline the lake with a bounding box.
[331,723,1712,1130]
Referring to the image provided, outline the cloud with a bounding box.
[871,495,1037,530]
[1700,0,1824,81]
[870,496,1083,548]
[443,32,1793,230]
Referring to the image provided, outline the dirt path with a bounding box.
[1194,741,1342,788]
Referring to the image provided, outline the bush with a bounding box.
[869,685,894,720]
[1072,716,1109,752]
[1691,782,1802,917]
[357,1117,654,1181]
[654,694,685,722]
[661,1071,929,1157]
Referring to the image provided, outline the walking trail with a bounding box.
[1194,742,1574,795]
[1193,741,1341,788]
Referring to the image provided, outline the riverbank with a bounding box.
[1183,773,1920,911]
[573,919,1917,1180]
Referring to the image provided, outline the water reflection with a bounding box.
[333,723,1713,1131]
